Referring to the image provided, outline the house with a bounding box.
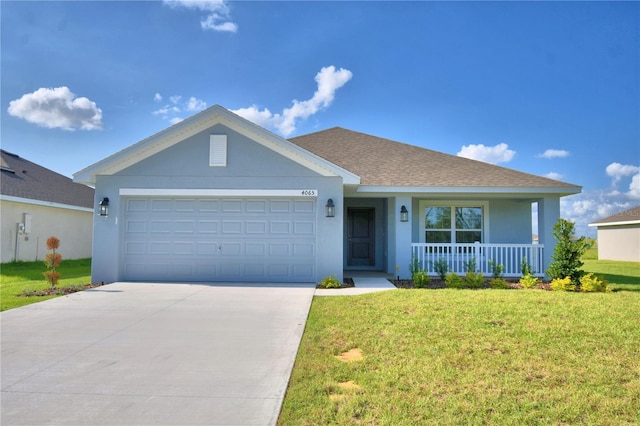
[588,206,640,262]
[1,149,95,263]
[74,105,581,284]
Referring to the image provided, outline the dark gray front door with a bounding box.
[347,208,375,267]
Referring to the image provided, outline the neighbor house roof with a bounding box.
[1,150,94,209]
[289,127,581,194]
[589,206,640,227]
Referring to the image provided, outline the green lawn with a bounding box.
[0,258,92,311]
[279,257,640,425]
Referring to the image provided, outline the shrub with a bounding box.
[520,257,532,276]
[547,218,591,286]
[409,256,421,275]
[464,271,485,289]
[550,276,576,292]
[488,260,504,279]
[430,258,449,280]
[519,273,539,289]
[43,236,62,289]
[579,273,611,293]
[445,273,464,289]
[463,257,477,273]
[489,278,510,289]
[412,270,431,288]
[319,275,341,289]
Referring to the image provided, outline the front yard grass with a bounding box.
[280,260,640,425]
[0,258,92,311]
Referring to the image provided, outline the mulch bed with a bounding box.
[316,277,355,289]
[19,283,104,297]
[390,278,552,290]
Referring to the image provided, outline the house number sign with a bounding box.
[300,190,317,196]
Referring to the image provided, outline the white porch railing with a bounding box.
[411,243,545,277]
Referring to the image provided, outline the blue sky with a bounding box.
[2,1,638,236]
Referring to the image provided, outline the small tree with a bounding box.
[43,236,62,289]
[546,218,591,286]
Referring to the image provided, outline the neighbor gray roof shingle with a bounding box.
[591,206,640,225]
[289,127,581,191]
[1,150,94,208]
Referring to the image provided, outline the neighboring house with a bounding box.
[74,105,581,284]
[1,149,95,263]
[588,206,640,262]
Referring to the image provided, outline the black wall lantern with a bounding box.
[325,198,335,218]
[99,197,110,216]
[400,205,409,222]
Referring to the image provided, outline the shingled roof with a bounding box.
[1,150,94,209]
[289,127,581,192]
[590,206,640,226]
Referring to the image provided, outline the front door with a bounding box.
[347,208,375,267]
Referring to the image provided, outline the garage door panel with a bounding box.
[123,197,316,283]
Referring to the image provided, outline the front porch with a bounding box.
[411,243,545,277]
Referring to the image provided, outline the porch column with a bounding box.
[537,197,560,278]
[395,196,413,279]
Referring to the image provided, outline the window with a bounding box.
[425,206,483,243]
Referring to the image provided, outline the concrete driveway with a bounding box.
[1,282,315,425]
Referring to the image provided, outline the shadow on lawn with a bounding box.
[598,273,640,292]
[1,259,92,282]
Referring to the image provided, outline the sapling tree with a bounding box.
[43,236,62,289]
[546,218,591,287]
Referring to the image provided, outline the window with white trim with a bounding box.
[425,206,483,243]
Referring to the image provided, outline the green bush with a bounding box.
[412,270,431,288]
[519,273,540,289]
[488,260,504,279]
[579,273,611,293]
[547,218,591,286]
[430,258,448,280]
[319,275,341,289]
[464,271,485,289]
[550,276,576,292]
[520,257,532,276]
[489,278,511,289]
[445,272,464,289]
[463,257,477,273]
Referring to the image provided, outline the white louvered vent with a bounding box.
[209,134,227,167]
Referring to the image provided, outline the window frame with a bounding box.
[419,200,490,244]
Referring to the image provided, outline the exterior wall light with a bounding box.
[325,198,336,218]
[99,197,110,216]
[400,205,409,222]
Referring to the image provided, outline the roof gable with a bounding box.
[74,105,359,185]
[289,127,582,194]
[1,150,94,208]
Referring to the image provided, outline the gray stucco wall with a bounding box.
[597,225,640,262]
[91,124,343,284]
[488,200,533,243]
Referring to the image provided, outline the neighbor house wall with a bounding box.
[597,225,640,262]
[1,199,93,263]
[91,124,344,284]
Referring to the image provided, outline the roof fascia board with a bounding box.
[588,220,640,227]
[0,195,94,212]
[74,105,360,185]
[355,185,582,196]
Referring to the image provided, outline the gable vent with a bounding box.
[209,134,227,167]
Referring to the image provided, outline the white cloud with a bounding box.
[232,65,353,137]
[163,0,237,33]
[456,143,515,165]
[606,162,639,182]
[538,149,569,159]
[7,87,102,131]
[152,94,207,122]
[545,172,564,181]
[187,96,207,111]
[627,173,640,199]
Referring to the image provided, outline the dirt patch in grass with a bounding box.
[334,348,363,362]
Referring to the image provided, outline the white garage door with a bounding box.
[122,197,317,282]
